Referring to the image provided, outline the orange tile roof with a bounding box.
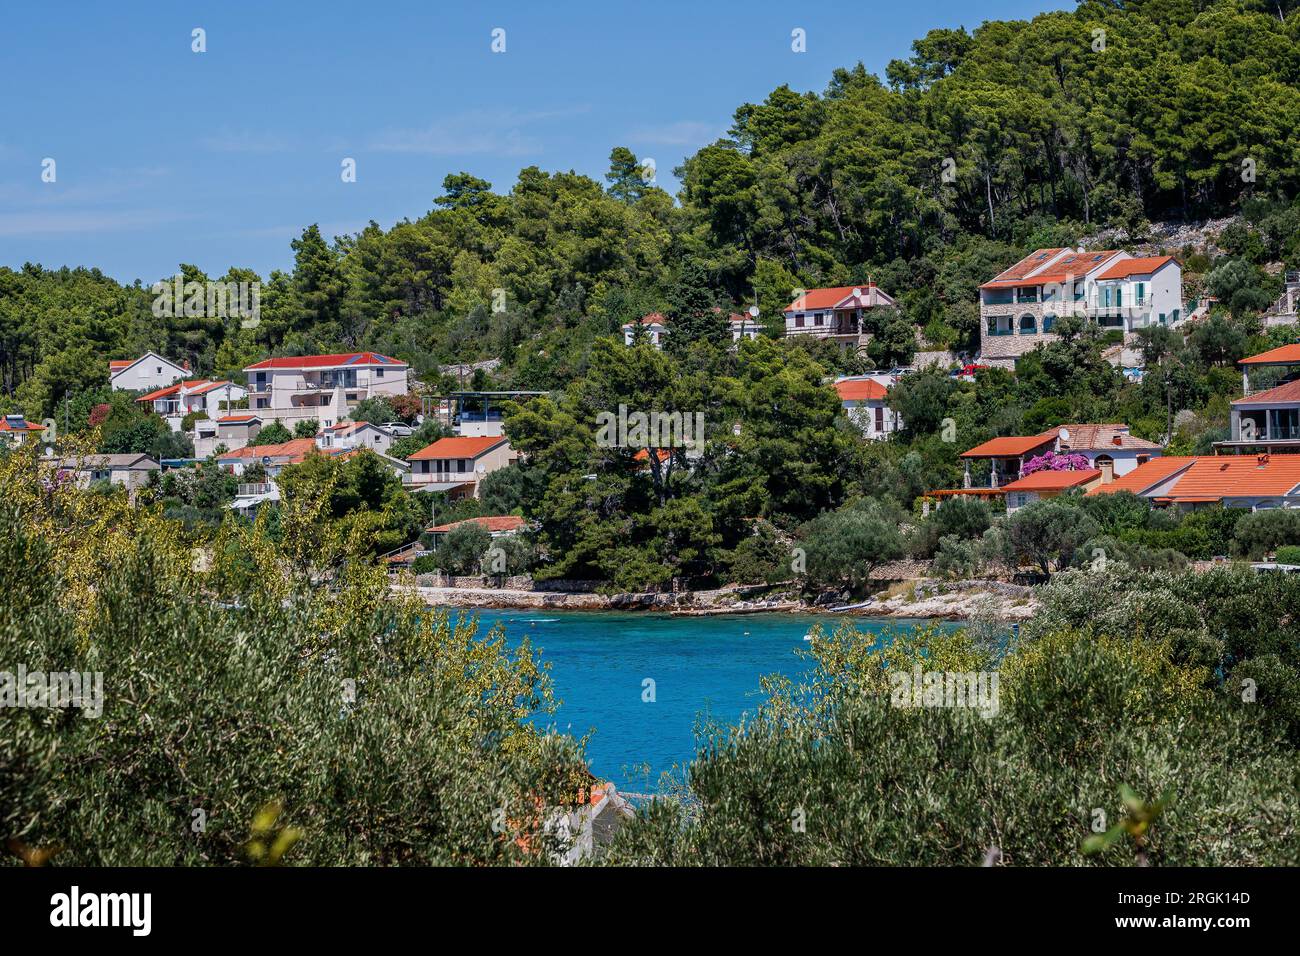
[244,352,405,371]
[1000,469,1102,492]
[407,435,507,461]
[426,515,526,534]
[833,379,888,402]
[136,379,229,402]
[633,447,672,463]
[981,249,1122,288]
[108,359,134,370]
[1096,256,1176,280]
[1240,344,1300,366]
[961,430,1057,458]
[0,418,41,432]
[219,438,318,461]
[784,285,878,312]
[1087,456,1197,496]
[979,249,1067,288]
[216,414,261,423]
[186,379,234,396]
[1232,379,1300,405]
[1159,455,1300,501]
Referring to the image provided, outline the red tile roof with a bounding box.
[216,414,261,424]
[407,435,508,461]
[426,515,526,534]
[1000,469,1102,492]
[1232,379,1300,405]
[1087,456,1197,496]
[1096,256,1176,280]
[961,430,1057,458]
[108,359,134,370]
[1240,344,1300,366]
[833,379,888,402]
[784,285,880,312]
[243,352,405,371]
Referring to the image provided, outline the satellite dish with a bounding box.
[852,288,862,298]
[1058,428,1070,443]
[748,305,760,318]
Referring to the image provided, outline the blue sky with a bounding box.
[0,0,1064,284]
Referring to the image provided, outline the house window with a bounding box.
[156,367,162,374]
[1135,282,1146,304]
[1019,314,1037,335]
[795,315,804,328]
[1043,313,1057,332]
[376,368,384,377]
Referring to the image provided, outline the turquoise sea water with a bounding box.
[472,610,951,792]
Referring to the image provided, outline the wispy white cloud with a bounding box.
[0,208,187,237]
[627,120,723,147]
[368,106,590,156]
[198,129,297,154]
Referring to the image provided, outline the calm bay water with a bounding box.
[472,609,951,792]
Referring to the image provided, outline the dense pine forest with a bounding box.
[3,0,1300,421]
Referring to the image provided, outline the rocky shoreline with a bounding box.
[400,578,1039,621]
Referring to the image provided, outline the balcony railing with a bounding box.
[237,483,273,497]
[405,471,477,485]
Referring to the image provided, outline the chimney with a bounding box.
[1112,435,1123,446]
[1099,458,1114,483]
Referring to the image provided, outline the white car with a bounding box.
[381,421,414,437]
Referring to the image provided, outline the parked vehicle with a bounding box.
[381,421,414,437]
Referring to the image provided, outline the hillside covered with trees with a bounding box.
[3,0,1299,423]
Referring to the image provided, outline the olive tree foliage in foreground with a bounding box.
[604,616,1300,866]
[0,439,590,866]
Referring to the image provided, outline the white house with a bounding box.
[979,249,1184,368]
[728,312,762,344]
[316,420,394,455]
[138,379,247,432]
[621,314,669,349]
[833,377,901,440]
[405,435,517,498]
[243,352,409,429]
[783,284,897,345]
[109,352,190,393]
[0,414,45,447]
[194,413,263,459]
